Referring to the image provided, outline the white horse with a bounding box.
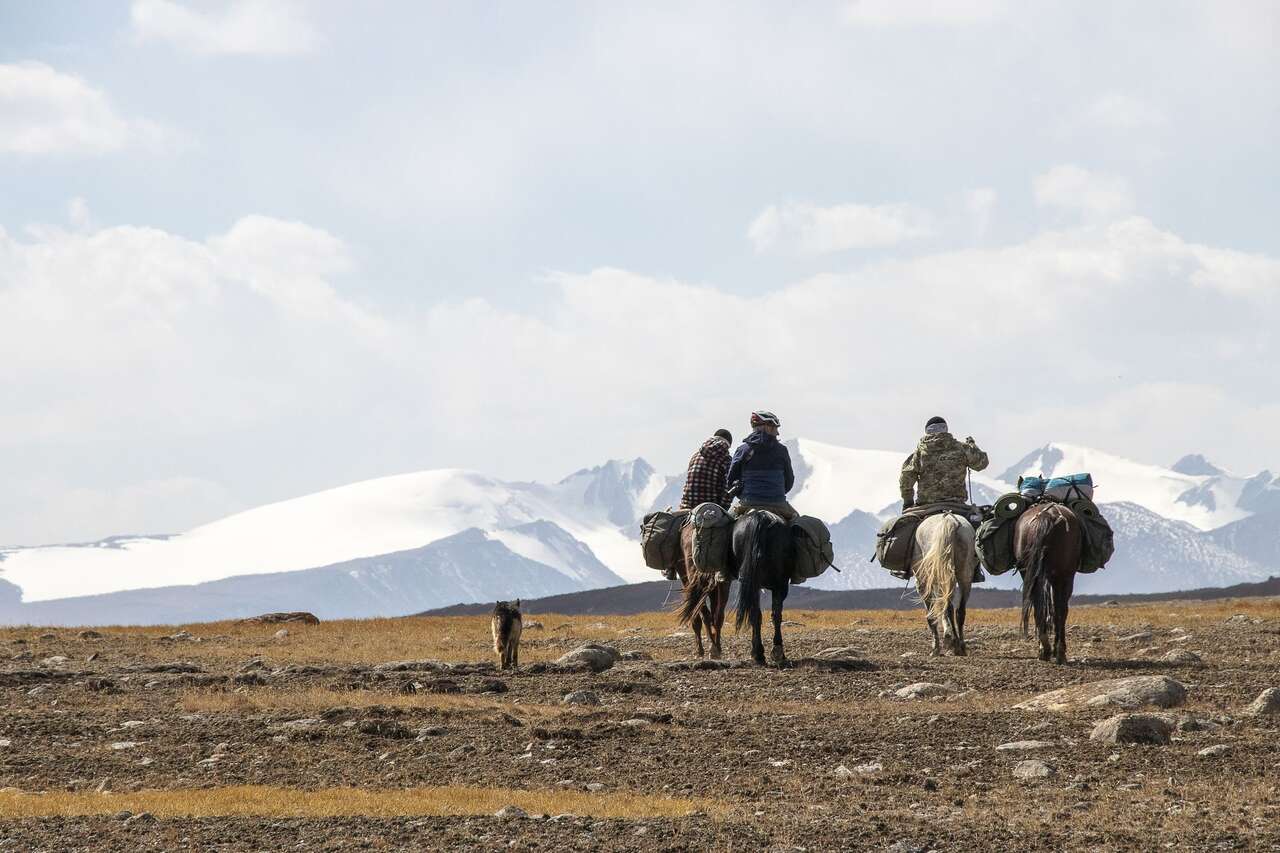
[911,512,976,656]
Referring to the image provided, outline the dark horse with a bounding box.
[1015,502,1083,664]
[675,523,731,658]
[732,511,795,666]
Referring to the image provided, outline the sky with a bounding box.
[1,0,1278,544]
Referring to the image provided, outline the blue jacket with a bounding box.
[726,430,795,503]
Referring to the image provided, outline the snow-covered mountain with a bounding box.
[0,527,620,625]
[1000,443,1280,531]
[2,437,1278,624]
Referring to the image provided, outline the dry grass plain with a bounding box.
[1,597,1279,850]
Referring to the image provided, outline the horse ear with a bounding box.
[514,598,520,608]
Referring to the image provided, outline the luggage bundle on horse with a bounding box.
[639,508,689,572]
[689,502,734,576]
[975,492,1030,576]
[790,515,835,584]
[1070,497,1114,573]
[874,501,978,576]
[1045,473,1094,503]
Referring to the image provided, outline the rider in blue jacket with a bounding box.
[726,411,797,521]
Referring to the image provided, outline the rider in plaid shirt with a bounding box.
[679,429,733,513]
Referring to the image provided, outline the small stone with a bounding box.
[494,805,528,819]
[26,685,49,697]
[585,782,605,792]
[1159,649,1202,665]
[123,811,155,826]
[896,682,958,700]
[853,762,882,775]
[1012,759,1056,779]
[1244,688,1280,717]
[41,655,69,667]
[78,630,103,640]
[995,740,1056,751]
[1197,744,1231,757]
[1119,631,1153,643]
[832,765,855,778]
[110,741,141,750]
[0,739,11,747]
[1089,713,1174,745]
[554,644,619,673]
[274,629,289,640]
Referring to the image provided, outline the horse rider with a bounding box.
[667,428,734,580]
[727,411,797,521]
[899,415,989,581]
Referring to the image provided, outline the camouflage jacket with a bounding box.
[899,432,989,505]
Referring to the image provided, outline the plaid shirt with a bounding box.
[680,437,732,510]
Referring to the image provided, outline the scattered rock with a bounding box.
[523,621,544,630]
[415,726,448,740]
[555,643,620,673]
[161,631,196,643]
[356,719,414,739]
[1012,760,1056,780]
[273,629,290,640]
[494,805,528,819]
[1089,713,1174,745]
[1015,676,1187,711]
[562,690,600,706]
[123,812,156,826]
[235,612,320,625]
[995,740,1055,751]
[1159,649,1203,665]
[1197,744,1232,757]
[40,656,69,667]
[814,646,860,659]
[896,682,958,700]
[832,765,856,778]
[474,678,508,694]
[77,630,103,640]
[620,650,652,661]
[852,762,882,775]
[110,742,141,750]
[585,782,605,792]
[1118,631,1153,643]
[0,739,11,747]
[1244,688,1280,717]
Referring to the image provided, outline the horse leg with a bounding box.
[769,589,788,666]
[1053,574,1074,665]
[953,583,969,657]
[691,606,706,659]
[749,605,765,665]
[926,615,941,657]
[709,583,727,660]
[1036,582,1052,661]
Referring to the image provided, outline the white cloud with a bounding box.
[130,0,321,56]
[1085,92,1166,131]
[965,188,997,238]
[3,209,1279,541]
[844,0,1006,27]
[1033,164,1135,221]
[0,62,169,156]
[748,202,933,255]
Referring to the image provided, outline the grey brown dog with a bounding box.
[491,600,522,670]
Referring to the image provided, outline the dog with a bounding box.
[491,600,522,670]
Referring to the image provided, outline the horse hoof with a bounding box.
[930,648,941,658]
[770,647,787,665]
[954,646,967,657]
[752,654,767,666]
[1038,651,1051,662]
[709,646,722,660]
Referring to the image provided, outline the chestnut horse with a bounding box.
[675,523,731,659]
[1015,502,1083,664]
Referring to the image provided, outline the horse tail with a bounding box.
[676,574,713,626]
[734,514,767,630]
[917,513,962,626]
[1019,507,1062,637]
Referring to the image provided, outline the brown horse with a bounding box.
[674,523,731,659]
[1014,502,1083,664]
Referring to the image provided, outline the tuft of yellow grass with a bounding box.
[177,686,562,717]
[0,785,718,819]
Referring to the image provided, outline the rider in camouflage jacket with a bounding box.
[899,417,989,509]
[899,416,990,581]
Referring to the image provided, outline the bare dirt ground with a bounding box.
[1,597,1279,851]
